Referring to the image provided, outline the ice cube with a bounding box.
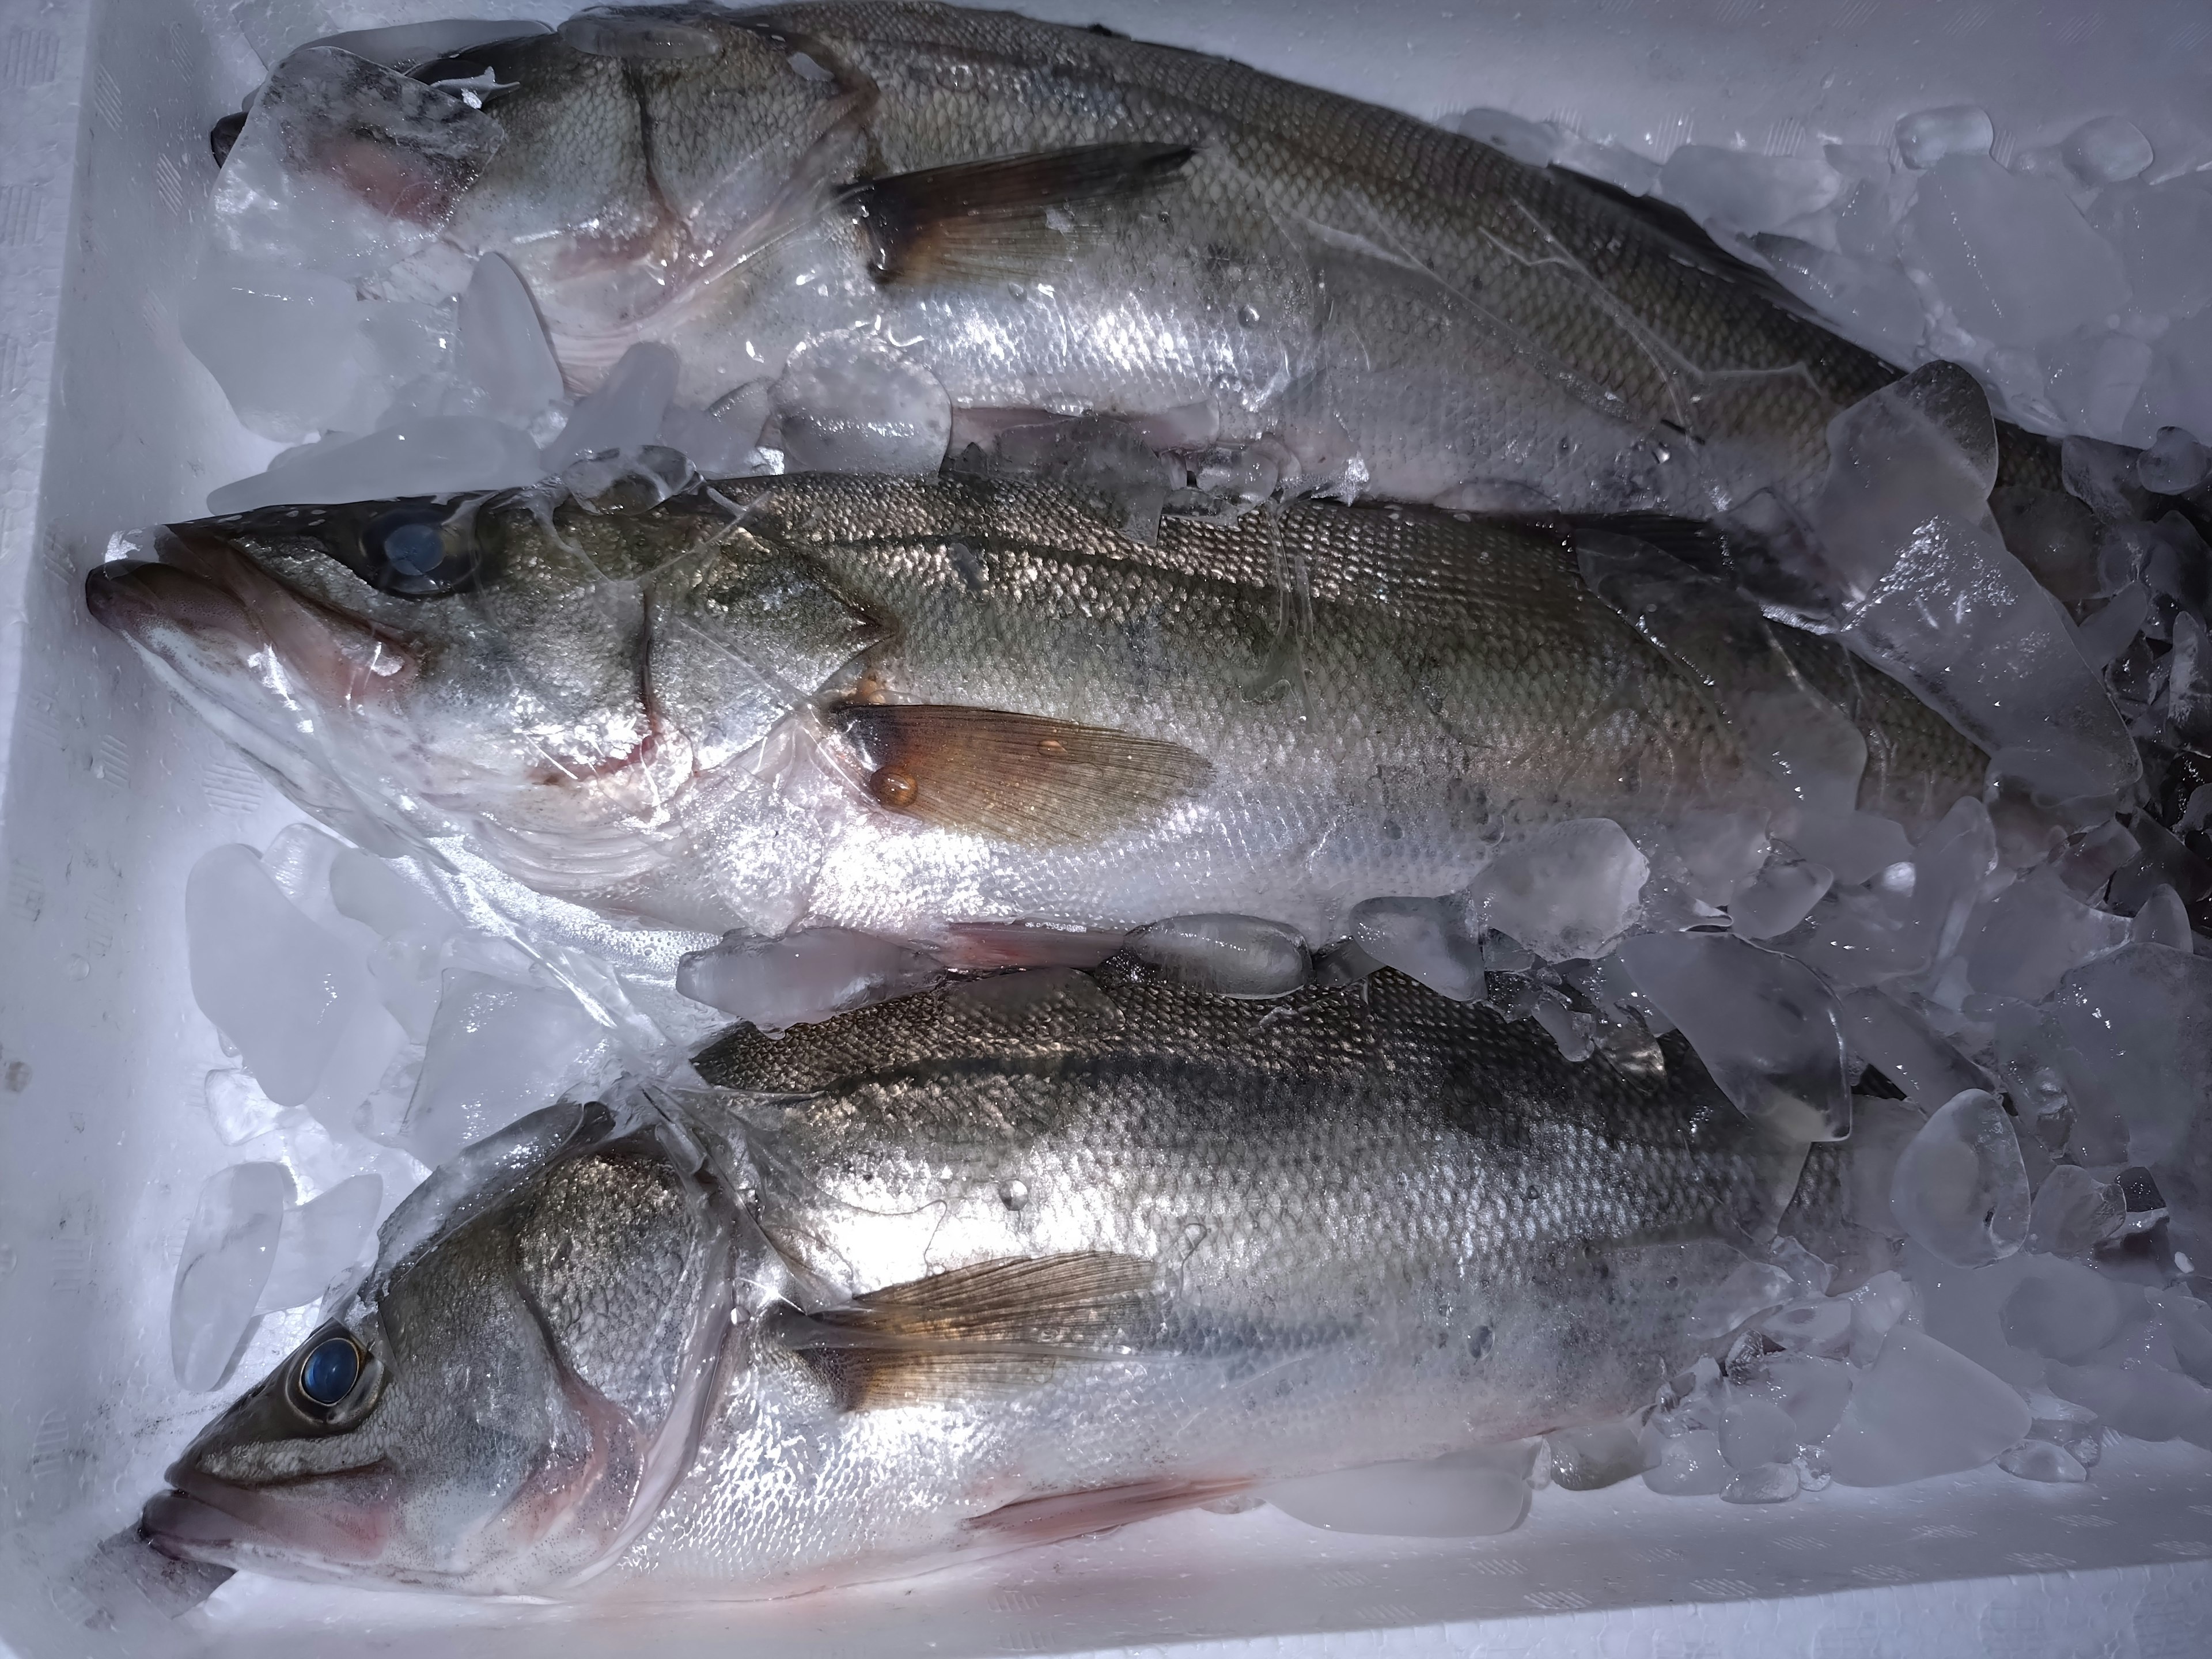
[2025,1164,2126,1258]
[1839,989,1986,1105]
[676,927,944,1028]
[657,405,767,478]
[1824,1326,2031,1486]
[1752,1352,1855,1442]
[1902,155,2130,347]
[1718,1393,1798,1469]
[1997,1440,2088,1483]
[206,416,544,513]
[1843,1270,1915,1366]
[1762,1297,1853,1358]
[1997,1256,2127,1362]
[544,342,680,471]
[1719,1461,1801,1505]
[2088,178,2212,325]
[1643,1429,1730,1496]
[187,845,372,1107]
[1889,1089,2029,1267]
[179,256,395,442]
[1894,106,1994,169]
[171,1162,294,1391]
[2052,943,2212,1164]
[1618,932,1851,1142]
[1263,1452,1528,1536]
[2141,309,2212,442]
[2046,1359,2212,1442]
[1747,236,1927,361]
[1963,868,2131,1001]
[211,47,503,280]
[1732,858,1833,941]
[1659,145,1842,237]
[766,332,952,476]
[2060,117,2153,185]
[203,1067,286,1146]
[1463,819,1649,961]
[1543,1419,1654,1490]
[1687,1259,1796,1339]
[1781,810,1914,888]
[400,970,612,1166]
[457,253,563,429]
[2129,885,2193,951]
[2138,426,2211,497]
[983,415,1175,541]
[1348,896,1484,1002]
[257,1172,383,1312]
[2044,332,2157,445]
[1815,362,1997,594]
[1128,915,1310,998]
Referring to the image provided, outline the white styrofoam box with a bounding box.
[0,1,2207,1656]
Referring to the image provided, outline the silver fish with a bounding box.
[274,2,2059,517]
[145,964,1844,1597]
[85,473,1983,947]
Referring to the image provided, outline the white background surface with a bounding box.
[0,2,2208,1656]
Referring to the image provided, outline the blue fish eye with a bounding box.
[298,1335,362,1407]
[381,520,447,576]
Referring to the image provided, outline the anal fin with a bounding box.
[831,702,1213,846]
[840,143,1195,283]
[775,1251,1156,1411]
[964,1475,1254,1545]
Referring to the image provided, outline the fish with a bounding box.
[263,2,2057,518]
[85,472,1986,950]
[143,961,1848,1597]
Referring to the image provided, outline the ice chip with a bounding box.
[187,844,372,1107]
[1718,1395,1797,1469]
[1349,896,1483,1002]
[1763,1297,1853,1358]
[2062,434,2156,525]
[1462,819,1647,961]
[2046,1359,2212,1442]
[1731,858,1832,941]
[1998,1440,2088,1483]
[1894,105,1994,169]
[2046,331,2157,445]
[171,1162,294,1391]
[207,417,544,514]
[1889,1089,2029,1268]
[179,257,395,442]
[2088,179,2212,325]
[401,971,612,1166]
[1128,915,1310,998]
[2051,944,2212,1164]
[1839,989,1986,1106]
[1815,362,1997,594]
[767,332,952,476]
[2141,309,2212,442]
[1543,1420,1654,1490]
[1824,1326,2031,1486]
[1719,1462,1800,1505]
[544,342,681,471]
[1643,1429,1729,1496]
[1263,1452,1528,1536]
[2060,116,2153,185]
[658,405,767,478]
[258,1172,383,1312]
[1450,108,1560,168]
[2130,885,2193,951]
[1902,156,2130,347]
[1687,1260,1794,1339]
[1748,236,1927,362]
[1753,1353,1854,1442]
[1781,810,1912,888]
[2025,1164,2126,1258]
[1619,932,1851,1141]
[213,47,503,278]
[676,927,944,1029]
[1963,868,2130,1001]
[1658,145,1841,237]
[2139,426,2210,496]
[203,1068,286,1146]
[457,253,563,429]
[1997,1257,2126,1362]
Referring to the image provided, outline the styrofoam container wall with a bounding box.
[0,2,2207,1656]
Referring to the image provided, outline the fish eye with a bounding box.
[296,1334,363,1408]
[359,504,482,597]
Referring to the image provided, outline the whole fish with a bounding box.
[268,2,2054,517]
[145,964,1842,1596]
[86,473,1983,948]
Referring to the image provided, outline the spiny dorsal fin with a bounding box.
[831,702,1213,845]
[776,1251,1156,1410]
[840,143,1195,283]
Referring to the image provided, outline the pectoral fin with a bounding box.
[840,142,1195,283]
[831,702,1213,845]
[775,1251,1156,1410]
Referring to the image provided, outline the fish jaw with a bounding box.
[143,1463,402,1581]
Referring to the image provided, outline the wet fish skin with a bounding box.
[86,475,1986,946]
[396,1,1914,517]
[147,965,1843,1597]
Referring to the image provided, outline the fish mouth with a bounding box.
[85,525,418,827]
[143,1463,400,1574]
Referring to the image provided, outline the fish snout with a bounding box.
[85,558,256,652]
[143,1461,399,1571]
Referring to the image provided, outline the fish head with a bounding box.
[145,1108,743,1592]
[86,479,880,874]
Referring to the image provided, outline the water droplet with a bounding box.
[1237,303,1260,327]
[64,956,88,980]
[1468,1325,1494,1360]
[999,1177,1029,1210]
